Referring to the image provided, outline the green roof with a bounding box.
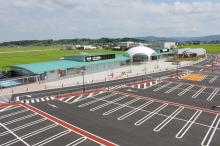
[11,54,129,74]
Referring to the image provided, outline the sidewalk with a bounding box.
[0,59,198,96]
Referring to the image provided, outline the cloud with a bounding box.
[0,0,220,41]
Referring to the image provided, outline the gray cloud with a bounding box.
[0,0,220,42]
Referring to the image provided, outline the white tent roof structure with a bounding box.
[126,46,157,58]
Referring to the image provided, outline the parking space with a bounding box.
[139,80,220,105]
[59,91,220,146]
[0,104,115,146]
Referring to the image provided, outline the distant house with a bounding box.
[177,48,206,58]
[114,41,148,50]
[76,45,97,50]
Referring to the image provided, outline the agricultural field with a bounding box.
[178,43,220,54]
[0,46,124,71]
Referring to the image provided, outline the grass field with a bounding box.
[0,46,125,71]
[178,44,220,54]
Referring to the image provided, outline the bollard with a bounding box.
[150,82,152,86]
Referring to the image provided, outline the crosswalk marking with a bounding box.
[36,98,40,102]
[20,96,55,104]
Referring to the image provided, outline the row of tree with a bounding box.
[0,38,141,47]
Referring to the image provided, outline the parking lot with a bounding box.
[19,86,217,146]
[0,104,117,146]
[1,64,220,145]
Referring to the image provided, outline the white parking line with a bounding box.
[78,93,116,108]
[90,96,127,111]
[32,130,71,146]
[178,85,194,96]
[89,95,220,132]
[41,98,45,102]
[46,97,50,101]
[71,95,83,103]
[153,82,172,92]
[117,100,154,121]
[206,88,219,101]
[0,109,28,120]
[165,83,183,94]
[109,85,124,90]
[0,118,46,137]
[65,137,87,146]
[0,123,30,146]
[153,107,184,132]
[3,113,37,125]
[176,110,202,139]
[0,106,12,112]
[69,93,95,104]
[192,87,206,98]
[209,76,218,83]
[103,98,139,116]
[65,96,75,102]
[0,106,21,112]
[2,124,58,146]
[134,103,168,126]
[201,114,220,146]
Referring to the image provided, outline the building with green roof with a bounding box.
[11,54,130,80]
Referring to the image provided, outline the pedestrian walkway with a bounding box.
[0,59,203,96]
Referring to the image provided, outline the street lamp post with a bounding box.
[81,69,85,93]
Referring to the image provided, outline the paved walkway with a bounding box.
[0,59,200,98]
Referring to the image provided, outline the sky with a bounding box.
[0,0,220,42]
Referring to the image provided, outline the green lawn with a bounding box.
[178,44,220,54]
[0,46,125,71]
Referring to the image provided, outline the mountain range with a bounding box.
[136,34,220,42]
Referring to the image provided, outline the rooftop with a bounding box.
[11,54,129,74]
